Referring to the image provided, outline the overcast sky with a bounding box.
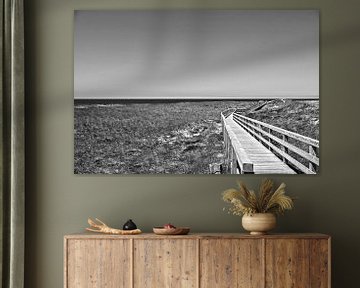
[74,10,318,99]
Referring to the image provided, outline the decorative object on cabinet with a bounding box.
[86,218,142,235]
[222,179,294,234]
[122,219,138,230]
[153,227,190,235]
[242,212,277,235]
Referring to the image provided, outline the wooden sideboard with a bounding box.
[64,233,330,288]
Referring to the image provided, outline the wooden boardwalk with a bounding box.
[223,114,296,174]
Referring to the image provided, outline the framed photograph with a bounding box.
[74,10,319,175]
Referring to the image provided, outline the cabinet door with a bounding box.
[134,239,198,288]
[266,239,310,288]
[66,239,131,288]
[309,239,330,288]
[200,239,264,288]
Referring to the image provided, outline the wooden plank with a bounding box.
[310,239,330,288]
[64,238,68,288]
[133,239,197,288]
[64,233,330,240]
[200,239,263,288]
[253,164,293,168]
[255,169,295,174]
[196,239,200,288]
[328,238,332,288]
[233,113,319,147]
[249,159,288,163]
[66,239,131,288]
[265,239,310,288]
[130,238,134,288]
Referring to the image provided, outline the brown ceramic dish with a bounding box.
[153,227,190,235]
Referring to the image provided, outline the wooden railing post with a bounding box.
[282,135,288,163]
[221,115,225,135]
[226,132,230,173]
[230,147,236,174]
[309,145,317,172]
[256,123,261,141]
[223,129,229,173]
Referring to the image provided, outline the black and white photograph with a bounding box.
[74,10,319,174]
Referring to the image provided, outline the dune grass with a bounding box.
[74,99,318,174]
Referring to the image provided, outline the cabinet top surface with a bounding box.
[64,232,330,240]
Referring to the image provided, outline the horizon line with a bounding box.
[74,96,319,100]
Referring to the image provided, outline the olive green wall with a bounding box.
[24,0,360,287]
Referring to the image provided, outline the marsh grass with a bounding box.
[74,99,318,174]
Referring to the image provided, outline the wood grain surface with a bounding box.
[133,239,197,288]
[64,233,330,288]
[265,239,310,287]
[310,239,330,288]
[200,239,264,288]
[64,232,330,240]
[66,239,131,288]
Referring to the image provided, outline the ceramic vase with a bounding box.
[242,213,276,235]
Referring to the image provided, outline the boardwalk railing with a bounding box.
[232,111,319,174]
[221,111,254,174]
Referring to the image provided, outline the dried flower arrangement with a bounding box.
[222,179,294,216]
